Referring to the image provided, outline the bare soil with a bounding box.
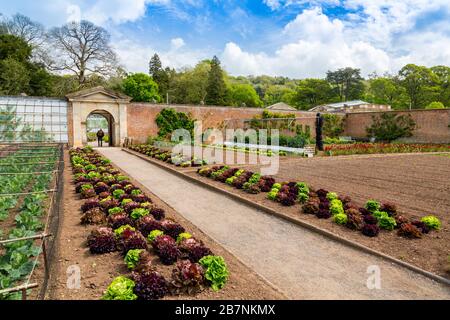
[184,153,450,278]
[46,150,285,300]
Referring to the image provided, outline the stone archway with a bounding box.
[86,110,114,147]
[66,87,131,147]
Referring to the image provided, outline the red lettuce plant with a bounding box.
[98,191,112,199]
[121,229,148,253]
[132,194,151,203]
[411,221,430,234]
[316,209,331,219]
[110,184,123,191]
[362,224,380,237]
[170,260,205,295]
[345,209,364,230]
[87,227,116,254]
[316,189,329,198]
[398,223,422,238]
[132,271,168,300]
[136,216,163,237]
[124,201,141,214]
[81,188,96,199]
[303,198,320,215]
[100,197,120,211]
[278,193,296,206]
[94,182,110,194]
[157,241,181,265]
[179,238,212,263]
[395,215,409,227]
[108,213,133,230]
[81,207,107,225]
[152,235,176,253]
[150,207,165,220]
[161,220,185,239]
[81,198,100,213]
[380,202,397,216]
[363,215,378,225]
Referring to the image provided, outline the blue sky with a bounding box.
[1,0,450,78]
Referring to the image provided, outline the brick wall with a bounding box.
[343,109,450,143]
[127,103,317,144]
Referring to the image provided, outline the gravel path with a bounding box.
[98,148,450,300]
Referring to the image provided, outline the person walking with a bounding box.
[96,129,105,147]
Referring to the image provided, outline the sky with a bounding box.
[1,0,450,78]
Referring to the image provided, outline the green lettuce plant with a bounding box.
[421,215,441,230]
[102,276,137,300]
[365,200,380,213]
[326,192,338,201]
[114,224,135,237]
[176,232,192,244]
[329,199,344,215]
[124,249,144,270]
[199,255,229,291]
[378,215,397,230]
[333,213,348,225]
[131,208,150,220]
[148,230,164,242]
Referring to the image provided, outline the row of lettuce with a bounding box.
[198,166,441,239]
[128,145,207,168]
[70,147,229,300]
[0,146,58,300]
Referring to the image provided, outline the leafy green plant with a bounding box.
[378,215,397,230]
[333,213,348,225]
[176,232,192,244]
[131,208,150,220]
[148,230,164,242]
[114,225,135,237]
[329,199,344,216]
[102,276,137,300]
[365,200,380,213]
[421,215,441,230]
[112,189,125,200]
[366,113,416,142]
[199,255,229,291]
[124,249,145,270]
[326,192,338,201]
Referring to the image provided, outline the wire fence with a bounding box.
[0,143,64,300]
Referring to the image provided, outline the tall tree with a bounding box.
[398,64,438,109]
[226,83,262,107]
[263,85,296,107]
[123,73,161,102]
[205,56,226,105]
[293,78,337,110]
[326,67,364,101]
[149,53,170,99]
[0,13,44,46]
[48,20,117,85]
[366,77,408,109]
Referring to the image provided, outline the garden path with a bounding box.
[98,148,450,299]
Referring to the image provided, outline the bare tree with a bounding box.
[1,13,45,45]
[48,20,117,85]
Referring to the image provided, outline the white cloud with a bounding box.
[66,5,81,22]
[222,2,450,77]
[113,36,207,73]
[170,37,185,50]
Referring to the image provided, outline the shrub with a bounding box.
[362,224,380,237]
[398,223,422,239]
[124,249,145,270]
[102,276,137,300]
[87,227,116,254]
[420,215,441,230]
[333,213,348,225]
[132,271,168,300]
[366,113,416,142]
[131,208,150,220]
[365,200,380,213]
[170,260,205,295]
[199,255,228,291]
[148,230,164,242]
[322,113,344,138]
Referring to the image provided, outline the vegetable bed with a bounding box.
[0,145,60,300]
[128,145,207,168]
[70,147,231,300]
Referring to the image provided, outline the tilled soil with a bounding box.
[189,153,450,277]
[46,150,285,300]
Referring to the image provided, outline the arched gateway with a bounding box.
[66,87,131,147]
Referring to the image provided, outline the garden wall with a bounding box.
[343,109,450,143]
[127,103,317,144]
